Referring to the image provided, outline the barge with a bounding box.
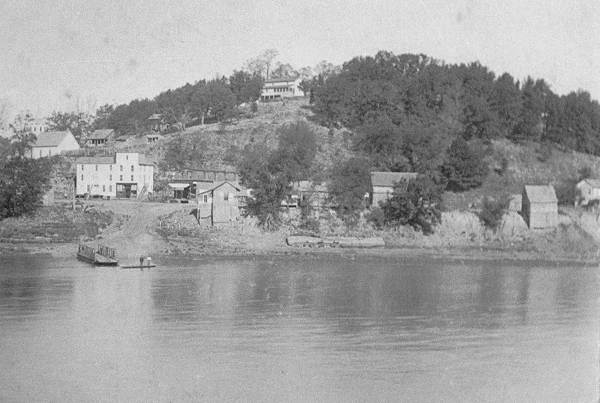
[77,244,118,266]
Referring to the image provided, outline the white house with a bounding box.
[260,77,303,101]
[29,130,80,159]
[575,178,600,206]
[76,152,154,199]
[25,119,49,134]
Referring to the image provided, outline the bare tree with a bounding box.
[245,49,279,79]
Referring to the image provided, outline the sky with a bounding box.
[1,0,599,118]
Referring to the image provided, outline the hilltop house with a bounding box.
[24,119,48,134]
[522,185,558,229]
[86,129,114,147]
[575,179,600,207]
[196,181,243,224]
[29,130,80,159]
[370,171,419,206]
[75,152,154,199]
[260,77,303,101]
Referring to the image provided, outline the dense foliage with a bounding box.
[327,157,371,224]
[311,50,600,174]
[379,175,444,234]
[442,136,488,191]
[95,73,263,135]
[237,122,317,229]
[0,133,53,219]
[478,196,509,230]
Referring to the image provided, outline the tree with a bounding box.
[327,157,371,225]
[245,49,279,79]
[229,70,264,104]
[270,62,297,79]
[47,111,92,143]
[442,136,488,191]
[191,79,237,124]
[271,121,317,181]
[237,143,290,230]
[236,121,318,229]
[380,175,443,234]
[0,132,53,219]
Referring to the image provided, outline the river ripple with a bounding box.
[0,254,598,402]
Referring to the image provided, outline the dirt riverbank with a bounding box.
[2,200,599,265]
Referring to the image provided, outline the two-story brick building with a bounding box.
[75,152,154,199]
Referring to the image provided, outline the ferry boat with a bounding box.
[77,244,118,266]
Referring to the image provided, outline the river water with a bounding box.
[0,253,598,402]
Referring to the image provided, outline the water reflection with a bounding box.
[0,254,597,402]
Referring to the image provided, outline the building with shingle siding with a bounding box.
[521,185,558,229]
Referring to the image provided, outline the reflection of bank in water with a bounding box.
[77,244,118,266]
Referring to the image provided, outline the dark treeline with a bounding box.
[0,134,53,219]
[95,71,264,135]
[311,51,600,166]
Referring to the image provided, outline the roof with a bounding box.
[292,181,328,193]
[581,178,600,188]
[523,185,557,203]
[370,172,418,187]
[76,156,115,164]
[88,129,114,140]
[147,113,162,120]
[75,153,154,166]
[32,131,72,147]
[197,181,241,194]
[265,76,299,84]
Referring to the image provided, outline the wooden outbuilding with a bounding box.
[196,181,243,225]
[86,129,114,147]
[521,185,558,229]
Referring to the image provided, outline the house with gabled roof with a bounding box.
[29,130,80,159]
[575,178,600,207]
[260,77,303,101]
[522,185,558,229]
[86,129,114,147]
[370,171,418,206]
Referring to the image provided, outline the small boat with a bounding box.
[77,244,119,266]
[120,264,157,269]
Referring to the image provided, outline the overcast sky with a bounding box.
[1,0,599,117]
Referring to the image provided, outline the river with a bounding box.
[0,253,598,402]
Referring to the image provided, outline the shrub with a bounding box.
[478,196,509,230]
[555,179,577,206]
[380,175,443,234]
[365,207,385,229]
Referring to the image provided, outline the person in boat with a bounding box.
[146,256,152,266]
[139,256,145,266]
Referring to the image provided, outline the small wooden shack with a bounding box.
[521,185,558,229]
[575,178,600,207]
[196,181,242,225]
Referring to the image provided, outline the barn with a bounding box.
[521,185,558,229]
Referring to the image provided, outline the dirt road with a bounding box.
[88,200,189,263]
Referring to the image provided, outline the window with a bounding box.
[125,155,128,160]
[49,149,51,156]
[224,192,229,201]
[109,165,112,171]
[95,165,98,171]
[203,195,208,203]
[109,174,112,181]
[81,174,83,181]
[131,175,134,181]
[119,175,123,181]
[120,165,123,171]
[109,185,112,192]
[87,185,90,192]
[103,185,105,192]
[131,165,134,172]
[81,165,84,171]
